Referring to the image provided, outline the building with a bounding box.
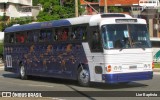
[0,0,41,20]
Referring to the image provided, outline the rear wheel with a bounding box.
[77,67,90,87]
[20,65,27,80]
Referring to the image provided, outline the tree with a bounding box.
[108,6,123,13]
[33,0,39,6]
[0,17,34,32]
[36,0,84,22]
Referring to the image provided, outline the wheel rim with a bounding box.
[79,69,89,84]
[20,66,25,77]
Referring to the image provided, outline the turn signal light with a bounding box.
[107,65,111,72]
[152,62,154,69]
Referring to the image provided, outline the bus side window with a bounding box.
[89,26,102,52]
[5,33,15,43]
[55,28,62,41]
[27,31,39,43]
[15,33,25,43]
[39,29,52,42]
[71,25,87,40]
[61,28,68,41]
[55,27,69,41]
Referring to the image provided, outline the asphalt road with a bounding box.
[0,69,160,100]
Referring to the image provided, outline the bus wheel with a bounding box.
[20,65,27,80]
[78,67,90,87]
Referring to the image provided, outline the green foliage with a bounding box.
[37,0,84,22]
[0,14,7,31]
[154,63,160,68]
[0,17,34,32]
[0,43,3,56]
[33,0,39,6]
[109,6,123,13]
[0,22,5,32]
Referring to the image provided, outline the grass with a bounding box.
[154,63,160,68]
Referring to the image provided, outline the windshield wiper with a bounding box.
[132,42,145,50]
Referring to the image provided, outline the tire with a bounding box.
[77,67,90,87]
[19,65,27,80]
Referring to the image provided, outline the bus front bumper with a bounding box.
[102,71,153,84]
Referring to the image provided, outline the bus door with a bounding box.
[88,53,104,82]
[6,55,12,68]
[88,26,104,82]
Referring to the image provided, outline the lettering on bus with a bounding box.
[116,19,137,23]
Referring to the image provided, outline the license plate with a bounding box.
[129,65,137,69]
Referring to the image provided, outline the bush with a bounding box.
[154,63,160,68]
[0,43,3,56]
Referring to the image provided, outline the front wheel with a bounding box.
[19,65,27,80]
[77,67,90,87]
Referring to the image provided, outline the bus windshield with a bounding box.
[101,24,151,49]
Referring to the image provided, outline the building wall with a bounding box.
[0,3,33,18]
[6,4,20,18]
[0,0,32,6]
[32,7,40,20]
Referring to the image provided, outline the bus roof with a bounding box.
[4,19,71,33]
[4,13,133,33]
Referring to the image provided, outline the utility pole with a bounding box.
[104,0,108,13]
[75,0,78,17]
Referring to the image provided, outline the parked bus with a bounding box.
[4,13,153,86]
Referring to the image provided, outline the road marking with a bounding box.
[52,98,66,100]
[28,84,55,88]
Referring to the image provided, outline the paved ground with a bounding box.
[0,70,160,100]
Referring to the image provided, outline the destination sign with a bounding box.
[116,19,137,23]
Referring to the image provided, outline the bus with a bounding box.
[4,13,153,86]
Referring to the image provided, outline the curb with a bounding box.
[0,63,4,67]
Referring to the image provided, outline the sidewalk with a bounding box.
[153,68,160,72]
[0,63,4,69]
